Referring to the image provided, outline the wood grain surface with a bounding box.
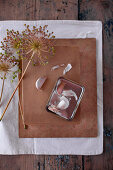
[0,0,113,169]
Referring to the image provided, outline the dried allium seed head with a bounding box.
[0,61,12,73]
[1,29,22,54]
[0,53,19,80]
[20,24,55,65]
[0,24,55,67]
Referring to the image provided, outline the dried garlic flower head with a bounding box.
[20,24,55,65]
[0,61,11,73]
[1,29,22,54]
[0,61,12,80]
[0,53,19,80]
[0,25,55,66]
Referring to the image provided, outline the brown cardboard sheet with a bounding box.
[19,38,97,138]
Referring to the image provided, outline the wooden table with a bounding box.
[0,0,113,169]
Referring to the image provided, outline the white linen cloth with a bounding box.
[0,20,103,155]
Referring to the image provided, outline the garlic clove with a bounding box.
[57,96,69,110]
[35,76,47,90]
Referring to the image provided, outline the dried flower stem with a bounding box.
[0,52,34,121]
[18,79,27,129]
[18,97,27,129]
[0,73,6,103]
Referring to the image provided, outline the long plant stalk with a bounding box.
[18,77,27,129]
[18,98,27,129]
[0,73,6,103]
[0,53,34,121]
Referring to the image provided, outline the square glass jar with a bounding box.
[46,77,85,120]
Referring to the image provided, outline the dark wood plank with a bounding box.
[79,0,113,169]
[39,0,78,20]
[0,0,81,170]
[0,155,45,170]
[0,0,40,20]
[45,155,82,170]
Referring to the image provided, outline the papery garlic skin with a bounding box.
[63,63,72,75]
[51,65,60,71]
[51,64,65,71]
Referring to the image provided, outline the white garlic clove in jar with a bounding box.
[57,96,69,110]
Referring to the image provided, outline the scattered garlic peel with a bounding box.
[51,65,60,71]
[51,64,65,71]
[63,64,72,75]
